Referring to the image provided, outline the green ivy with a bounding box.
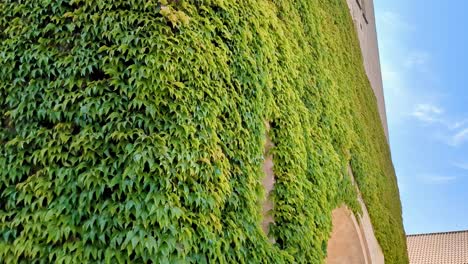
[0,0,408,263]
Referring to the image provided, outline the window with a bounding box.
[356,0,369,24]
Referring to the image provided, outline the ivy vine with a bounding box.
[0,0,408,263]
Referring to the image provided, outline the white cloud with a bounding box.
[378,9,467,149]
[449,119,468,130]
[450,128,468,146]
[411,103,444,123]
[409,104,468,147]
[430,121,468,147]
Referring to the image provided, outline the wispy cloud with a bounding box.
[409,103,468,147]
[421,174,457,184]
[449,119,468,130]
[430,121,468,147]
[378,9,468,150]
[450,128,468,146]
[452,161,468,170]
[411,103,444,123]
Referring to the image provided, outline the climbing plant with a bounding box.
[0,0,408,263]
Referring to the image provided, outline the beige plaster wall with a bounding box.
[346,0,389,141]
[326,204,385,264]
[326,166,385,264]
[357,196,385,264]
[326,206,369,264]
[261,123,275,238]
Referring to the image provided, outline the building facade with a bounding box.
[347,0,389,140]
[326,1,390,263]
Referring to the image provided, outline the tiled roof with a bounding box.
[407,230,468,264]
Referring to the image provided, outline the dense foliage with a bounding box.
[0,0,408,263]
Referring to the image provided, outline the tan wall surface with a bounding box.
[261,123,275,238]
[357,196,385,264]
[326,204,385,264]
[326,206,369,264]
[326,167,385,264]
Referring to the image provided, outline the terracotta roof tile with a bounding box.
[407,230,468,264]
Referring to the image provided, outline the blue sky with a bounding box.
[374,1,468,234]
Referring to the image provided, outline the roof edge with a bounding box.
[407,229,468,237]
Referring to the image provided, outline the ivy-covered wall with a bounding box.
[0,0,408,263]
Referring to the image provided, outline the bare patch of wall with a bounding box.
[326,166,385,264]
[326,206,369,264]
[261,122,275,239]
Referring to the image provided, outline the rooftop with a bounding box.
[407,230,468,264]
